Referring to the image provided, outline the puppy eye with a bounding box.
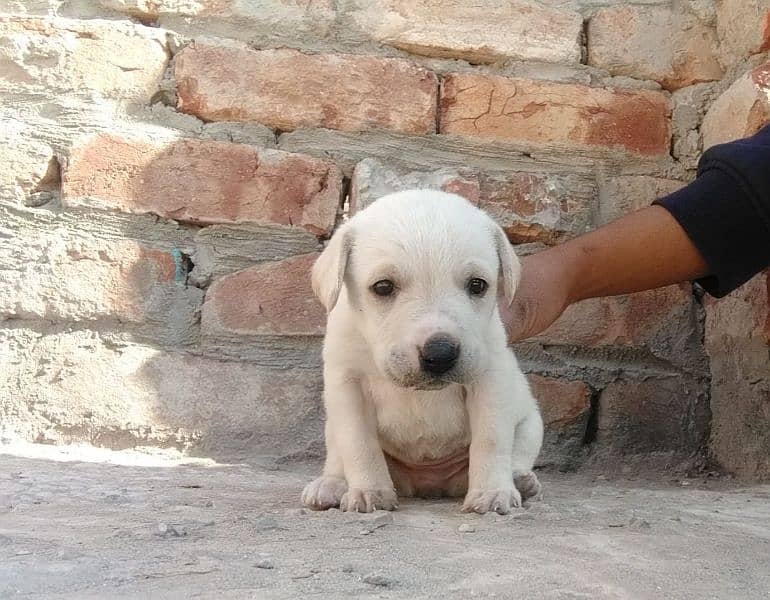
[467,278,488,296]
[372,279,395,297]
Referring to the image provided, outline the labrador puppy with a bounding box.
[301,190,543,515]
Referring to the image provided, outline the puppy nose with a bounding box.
[419,336,460,375]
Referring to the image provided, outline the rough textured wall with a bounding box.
[0,0,767,476]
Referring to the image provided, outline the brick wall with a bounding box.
[1,0,768,477]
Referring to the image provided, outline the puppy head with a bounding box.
[313,190,520,390]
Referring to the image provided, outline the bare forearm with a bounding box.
[506,125,770,343]
[505,206,711,342]
[551,206,710,303]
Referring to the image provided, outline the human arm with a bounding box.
[503,206,709,342]
[504,125,770,343]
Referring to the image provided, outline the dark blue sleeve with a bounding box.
[655,125,770,297]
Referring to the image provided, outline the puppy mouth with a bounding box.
[384,367,458,390]
[410,378,454,391]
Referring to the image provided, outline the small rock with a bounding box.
[341,564,355,573]
[157,523,184,537]
[286,508,308,516]
[363,573,394,587]
[457,523,476,533]
[204,500,214,508]
[628,517,651,530]
[254,558,275,569]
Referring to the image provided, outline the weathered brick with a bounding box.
[533,285,700,367]
[528,374,592,469]
[706,271,770,478]
[671,83,714,169]
[0,328,323,459]
[598,176,684,225]
[0,231,201,344]
[175,44,438,134]
[0,17,168,100]
[350,159,596,244]
[439,73,671,156]
[101,0,334,18]
[62,133,342,235]
[701,62,770,150]
[597,375,710,455]
[202,254,324,338]
[100,0,336,46]
[0,120,56,204]
[352,0,581,65]
[99,0,170,17]
[587,6,723,91]
[716,0,770,68]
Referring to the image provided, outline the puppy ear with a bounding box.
[494,225,521,304]
[312,224,353,312]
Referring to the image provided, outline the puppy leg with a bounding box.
[462,375,519,515]
[511,411,544,502]
[301,421,347,510]
[327,375,397,513]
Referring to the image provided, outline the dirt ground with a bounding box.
[1,443,769,600]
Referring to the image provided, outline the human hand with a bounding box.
[500,248,574,343]
[500,206,711,343]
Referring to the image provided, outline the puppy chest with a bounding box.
[369,387,471,462]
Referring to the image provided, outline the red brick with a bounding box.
[528,374,591,430]
[62,134,342,236]
[587,6,722,91]
[527,374,592,468]
[477,172,595,244]
[439,73,671,156]
[701,61,770,150]
[352,0,581,64]
[175,45,438,134]
[202,254,325,337]
[350,159,595,244]
[533,285,694,348]
[716,0,770,67]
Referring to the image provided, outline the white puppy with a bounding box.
[301,190,543,515]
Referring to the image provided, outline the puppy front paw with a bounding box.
[301,476,347,511]
[462,487,521,515]
[514,470,543,502]
[340,488,398,513]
